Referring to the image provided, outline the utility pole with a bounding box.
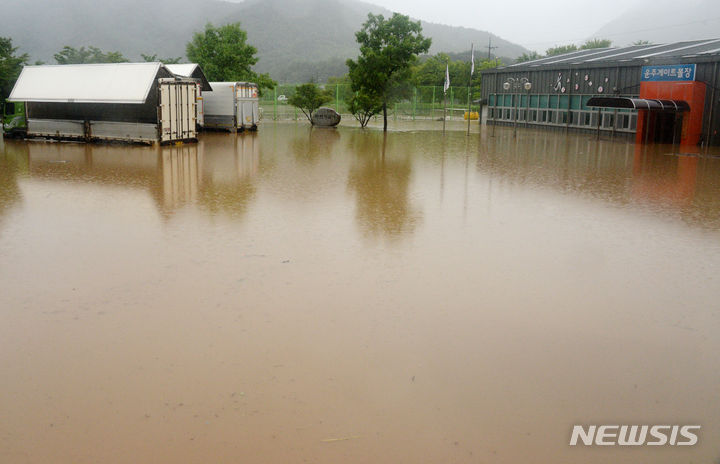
[486,37,498,61]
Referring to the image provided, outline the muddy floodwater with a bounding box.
[1,122,720,463]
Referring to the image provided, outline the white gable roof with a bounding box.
[165,64,198,77]
[8,62,165,104]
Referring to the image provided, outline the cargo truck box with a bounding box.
[203,81,260,131]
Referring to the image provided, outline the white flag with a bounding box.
[470,43,475,76]
[444,63,450,94]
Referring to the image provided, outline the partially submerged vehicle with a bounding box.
[203,82,260,131]
[7,62,199,144]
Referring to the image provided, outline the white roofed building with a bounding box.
[8,62,199,144]
[165,64,212,92]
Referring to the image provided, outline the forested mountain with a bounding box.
[3,0,527,82]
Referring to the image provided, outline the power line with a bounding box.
[486,37,498,60]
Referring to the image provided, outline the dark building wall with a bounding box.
[481,63,643,135]
[481,57,720,145]
[25,67,173,125]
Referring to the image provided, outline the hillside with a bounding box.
[592,0,720,46]
[3,0,527,82]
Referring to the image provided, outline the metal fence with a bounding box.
[260,84,480,121]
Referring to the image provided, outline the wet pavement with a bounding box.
[1,122,719,463]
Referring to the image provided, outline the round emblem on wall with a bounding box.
[598,86,604,93]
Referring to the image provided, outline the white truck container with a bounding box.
[203,82,260,131]
[157,78,198,143]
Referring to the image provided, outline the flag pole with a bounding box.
[443,60,449,134]
[467,85,472,136]
[467,44,475,136]
[443,89,447,133]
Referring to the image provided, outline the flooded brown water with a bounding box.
[1,122,720,463]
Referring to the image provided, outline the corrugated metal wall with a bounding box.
[482,58,720,146]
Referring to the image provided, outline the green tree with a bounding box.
[413,53,450,86]
[186,22,275,90]
[411,53,495,98]
[545,44,578,57]
[141,53,182,64]
[581,39,612,49]
[347,13,431,131]
[515,51,542,63]
[413,53,482,88]
[633,40,652,45]
[288,83,333,124]
[348,90,383,128]
[54,46,128,64]
[0,37,28,103]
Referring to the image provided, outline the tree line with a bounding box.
[0,23,277,105]
[515,39,654,63]
[2,15,493,132]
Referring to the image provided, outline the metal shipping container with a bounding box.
[159,78,197,143]
[203,82,260,131]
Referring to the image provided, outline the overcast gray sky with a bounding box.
[365,0,645,50]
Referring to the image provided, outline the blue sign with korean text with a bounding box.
[641,64,696,82]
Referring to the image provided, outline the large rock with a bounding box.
[312,107,341,127]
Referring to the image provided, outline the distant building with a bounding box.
[481,39,720,146]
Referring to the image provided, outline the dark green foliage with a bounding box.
[288,83,333,124]
[186,23,276,90]
[54,46,128,64]
[545,44,579,57]
[515,51,542,63]
[411,53,496,101]
[348,90,383,128]
[0,37,28,103]
[581,39,612,49]
[347,13,431,131]
[545,39,611,58]
[141,54,182,64]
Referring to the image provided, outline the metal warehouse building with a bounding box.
[481,39,720,147]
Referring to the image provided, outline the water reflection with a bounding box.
[479,128,720,228]
[346,131,421,238]
[2,133,263,221]
[0,140,28,225]
[290,126,341,164]
[2,125,720,464]
[632,145,720,228]
[196,133,260,218]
